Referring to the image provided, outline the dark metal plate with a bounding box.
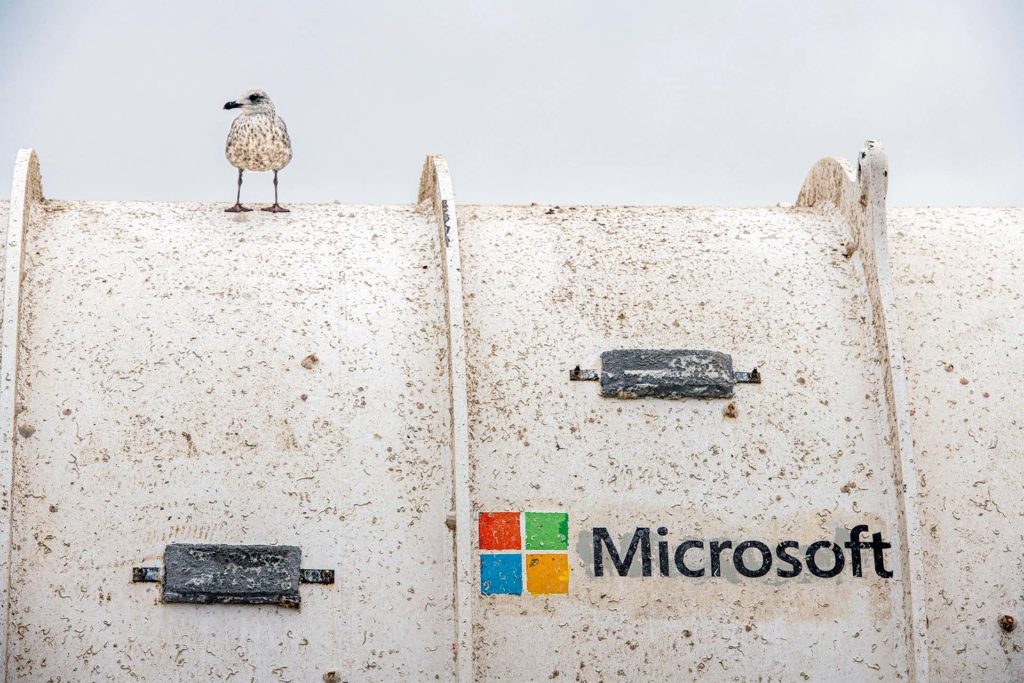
[599,349,737,399]
[161,544,302,608]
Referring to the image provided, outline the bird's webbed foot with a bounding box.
[225,204,254,213]
[261,204,290,213]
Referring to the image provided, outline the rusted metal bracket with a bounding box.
[734,369,761,384]
[568,366,599,382]
[132,566,160,582]
[133,564,334,585]
[131,544,334,608]
[299,568,335,584]
[571,349,761,399]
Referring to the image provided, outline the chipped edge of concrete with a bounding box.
[418,155,473,682]
[1,148,43,678]
[797,141,929,682]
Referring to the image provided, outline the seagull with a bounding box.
[223,89,292,213]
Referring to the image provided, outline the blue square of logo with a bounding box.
[480,553,522,595]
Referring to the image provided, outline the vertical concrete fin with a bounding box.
[1,148,43,679]
[419,155,473,682]
[797,141,929,682]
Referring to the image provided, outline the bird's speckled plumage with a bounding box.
[225,89,292,172]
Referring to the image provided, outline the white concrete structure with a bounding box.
[0,143,1020,681]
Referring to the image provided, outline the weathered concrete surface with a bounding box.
[2,149,1023,682]
[5,201,454,680]
[459,204,910,681]
[890,207,1024,681]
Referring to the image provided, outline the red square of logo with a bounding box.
[479,512,521,550]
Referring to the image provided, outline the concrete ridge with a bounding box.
[797,141,930,682]
[419,155,474,682]
[1,148,43,682]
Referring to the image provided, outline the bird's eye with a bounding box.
[249,94,263,103]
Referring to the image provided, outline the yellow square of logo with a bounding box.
[525,553,569,594]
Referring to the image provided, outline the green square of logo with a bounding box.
[524,512,568,550]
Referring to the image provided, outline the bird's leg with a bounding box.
[262,171,290,213]
[225,169,253,212]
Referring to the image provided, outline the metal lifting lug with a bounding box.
[571,349,761,399]
[131,544,334,608]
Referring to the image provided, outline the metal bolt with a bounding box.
[998,615,1016,633]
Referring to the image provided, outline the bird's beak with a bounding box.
[224,101,241,110]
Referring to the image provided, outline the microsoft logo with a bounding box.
[478,511,569,595]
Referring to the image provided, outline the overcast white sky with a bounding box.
[0,1,1021,206]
